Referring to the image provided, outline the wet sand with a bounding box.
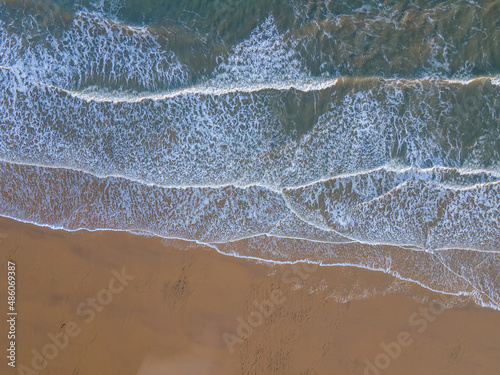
[1,216,500,375]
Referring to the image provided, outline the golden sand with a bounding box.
[1,217,499,375]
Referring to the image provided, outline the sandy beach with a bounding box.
[1,1,500,374]
[1,216,499,375]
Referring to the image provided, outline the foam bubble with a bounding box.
[0,8,188,91]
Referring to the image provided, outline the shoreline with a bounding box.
[1,216,500,374]
[1,214,497,312]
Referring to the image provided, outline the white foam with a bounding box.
[0,10,188,91]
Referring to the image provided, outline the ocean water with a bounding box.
[0,0,499,308]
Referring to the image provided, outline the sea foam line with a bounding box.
[1,158,498,194]
[24,74,500,103]
[0,159,498,255]
[2,64,499,104]
[1,213,497,311]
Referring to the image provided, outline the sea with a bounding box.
[0,0,499,309]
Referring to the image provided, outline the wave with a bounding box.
[0,160,498,251]
[0,160,351,244]
[0,8,189,91]
[1,66,499,190]
[3,62,499,104]
[1,160,500,310]
[217,235,500,310]
[1,1,499,94]
[283,168,500,251]
[11,69,500,104]
[291,0,500,78]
